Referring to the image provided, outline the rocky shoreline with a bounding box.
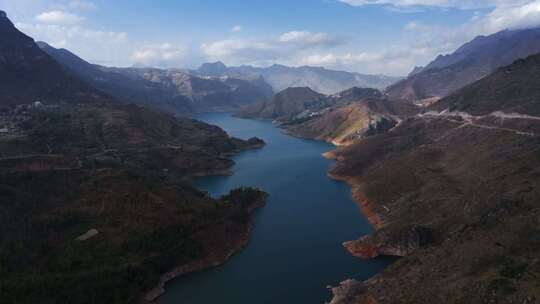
[144,196,267,303]
[143,138,268,303]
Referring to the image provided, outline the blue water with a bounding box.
[160,113,392,304]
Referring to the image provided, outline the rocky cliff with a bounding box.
[327,53,540,304]
[284,98,419,145]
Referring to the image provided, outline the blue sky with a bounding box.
[1,0,539,75]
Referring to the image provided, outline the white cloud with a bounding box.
[301,52,390,67]
[35,10,84,24]
[18,23,127,45]
[479,1,540,31]
[400,1,540,56]
[132,43,187,66]
[200,30,346,66]
[279,31,345,48]
[337,0,524,10]
[299,51,408,75]
[201,38,282,65]
[69,0,97,12]
[9,0,540,75]
[301,54,339,65]
[16,22,129,66]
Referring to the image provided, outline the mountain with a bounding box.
[327,53,540,304]
[38,43,273,114]
[194,62,403,95]
[198,61,228,75]
[236,86,384,122]
[329,87,384,106]
[235,86,414,146]
[0,103,267,304]
[430,52,540,116]
[0,11,269,304]
[284,98,419,145]
[236,87,328,120]
[408,66,424,76]
[0,10,106,106]
[386,27,540,103]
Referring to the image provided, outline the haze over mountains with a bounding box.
[387,27,540,103]
[26,15,540,118]
[194,61,402,95]
[38,42,274,114]
[35,40,402,114]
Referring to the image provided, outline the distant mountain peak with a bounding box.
[0,10,7,18]
[197,61,228,75]
[195,61,402,94]
[201,61,227,68]
[36,41,53,50]
[278,86,319,95]
[408,66,424,77]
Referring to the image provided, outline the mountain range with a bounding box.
[386,27,540,103]
[4,5,540,304]
[236,86,384,122]
[329,51,540,304]
[194,61,403,95]
[37,41,401,115]
[38,42,273,114]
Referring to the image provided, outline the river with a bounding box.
[160,113,393,304]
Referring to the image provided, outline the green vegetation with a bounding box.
[0,168,266,304]
[0,105,267,304]
[497,256,528,279]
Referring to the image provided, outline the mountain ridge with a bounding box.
[38,42,273,114]
[194,61,403,95]
[0,11,109,106]
[328,51,540,304]
[386,27,540,103]
[236,86,384,122]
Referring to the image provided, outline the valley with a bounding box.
[2,3,540,304]
[159,113,394,304]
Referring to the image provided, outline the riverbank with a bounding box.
[323,114,540,303]
[160,113,391,304]
[144,195,267,303]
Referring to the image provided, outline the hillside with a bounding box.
[236,87,329,120]
[386,27,540,102]
[38,43,273,114]
[0,103,267,304]
[430,52,540,116]
[236,86,383,122]
[0,10,268,303]
[195,62,402,94]
[284,98,419,145]
[327,53,540,304]
[0,10,106,106]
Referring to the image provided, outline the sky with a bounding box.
[1,0,540,76]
